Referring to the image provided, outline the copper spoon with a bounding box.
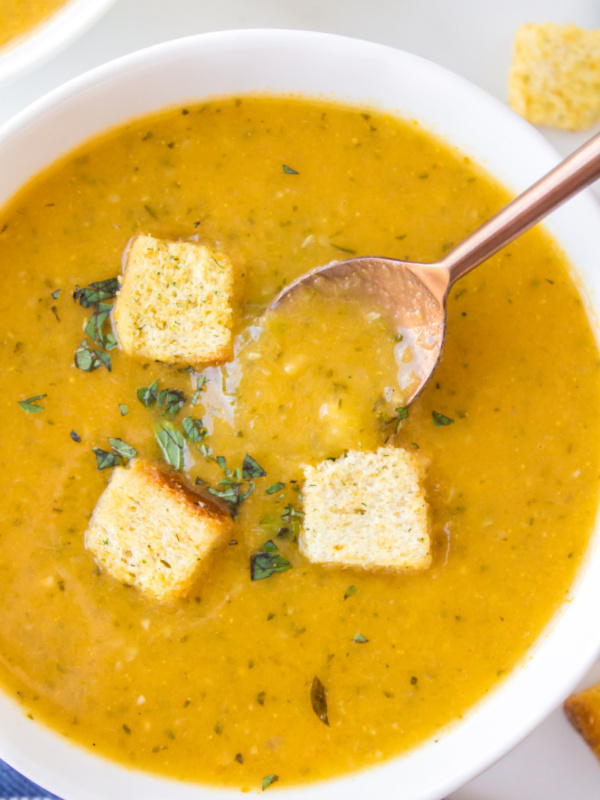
[270,131,600,405]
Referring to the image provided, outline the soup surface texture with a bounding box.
[0,97,599,791]
[0,0,69,48]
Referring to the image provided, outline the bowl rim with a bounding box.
[1,27,600,800]
[0,0,117,87]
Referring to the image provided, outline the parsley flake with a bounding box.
[108,437,137,461]
[157,388,186,417]
[250,549,292,581]
[92,448,120,470]
[18,394,47,414]
[70,430,81,443]
[266,481,285,495]
[119,404,128,416]
[310,676,329,726]
[155,422,185,471]
[262,774,279,791]
[354,633,368,644]
[282,164,298,174]
[73,277,119,308]
[242,454,266,479]
[344,585,357,600]
[182,417,208,443]
[432,411,454,427]
[137,380,159,407]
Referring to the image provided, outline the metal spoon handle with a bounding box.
[441,131,600,285]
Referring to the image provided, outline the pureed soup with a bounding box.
[0,96,599,790]
[0,0,69,48]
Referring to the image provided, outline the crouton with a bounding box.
[508,23,600,130]
[299,447,431,571]
[85,459,232,602]
[113,235,234,366]
[564,681,600,762]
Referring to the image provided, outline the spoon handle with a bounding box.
[441,131,600,285]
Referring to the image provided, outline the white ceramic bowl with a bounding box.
[1,28,600,800]
[0,0,116,86]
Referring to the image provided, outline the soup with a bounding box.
[0,0,69,49]
[0,96,599,791]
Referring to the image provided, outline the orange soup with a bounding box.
[0,96,599,791]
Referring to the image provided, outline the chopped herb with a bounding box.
[84,302,112,347]
[266,481,285,495]
[95,350,112,372]
[119,404,128,416]
[235,753,244,764]
[182,417,208,443]
[157,388,186,417]
[432,411,454,427]
[108,437,137,461]
[137,380,159,407]
[310,676,329,726]
[331,243,356,255]
[262,540,278,552]
[250,550,292,581]
[18,394,47,414]
[282,164,299,174]
[257,691,266,706]
[92,447,120,470]
[73,277,119,308]
[74,340,101,372]
[281,503,304,540]
[191,375,206,406]
[410,676,418,685]
[411,442,419,449]
[242,454,266,479]
[51,289,61,300]
[344,585,357,600]
[154,422,185,471]
[262,774,279,791]
[70,430,81,443]
[216,455,226,470]
[354,633,368,644]
[396,406,408,420]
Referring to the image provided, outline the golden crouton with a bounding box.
[564,681,600,762]
[300,447,431,571]
[113,235,234,366]
[85,459,232,602]
[508,23,600,130]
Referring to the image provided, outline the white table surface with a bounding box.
[1,1,600,798]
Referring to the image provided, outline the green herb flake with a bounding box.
[191,375,207,407]
[119,404,128,416]
[18,394,47,414]
[137,380,159,407]
[282,164,299,175]
[157,388,186,417]
[84,302,112,347]
[432,411,454,427]
[155,422,186,471]
[354,633,368,644]
[395,406,408,420]
[262,774,279,791]
[51,289,61,300]
[251,550,292,581]
[182,417,208,443]
[73,277,119,308]
[310,676,329,726]
[344,585,357,600]
[242,454,266,479]
[266,481,285,495]
[262,540,278,552]
[70,430,81,443]
[108,437,137,461]
[92,447,120,470]
[74,340,101,372]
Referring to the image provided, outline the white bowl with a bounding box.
[1,28,600,800]
[0,0,116,86]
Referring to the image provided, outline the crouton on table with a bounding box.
[300,447,431,571]
[509,23,600,130]
[85,459,232,602]
[113,234,234,366]
[564,681,600,763]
